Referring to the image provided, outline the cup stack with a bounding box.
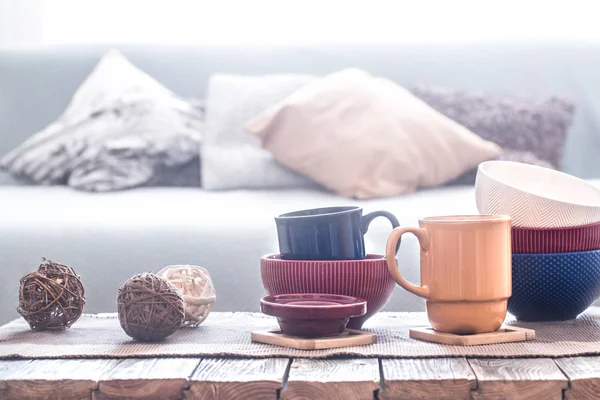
[259,206,399,334]
[476,160,600,321]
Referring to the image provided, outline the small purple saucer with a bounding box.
[260,293,367,337]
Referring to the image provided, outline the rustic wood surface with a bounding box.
[0,360,32,392]
[95,358,200,400]
[282,358,380,400]
[0,311,599,399]
[468,358,569,400]
[0,356,599,399]
[555,356,600,400]
[380,358,476,400]
[186,358,289,400]
[0,359,116,400]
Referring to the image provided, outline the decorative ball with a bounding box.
[117,273,185,341]
[18,258,86,330]
[157,265,216,327]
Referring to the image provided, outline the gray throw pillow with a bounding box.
[0,50,203,191]
[202,73,319,190]
[410,85,576,169]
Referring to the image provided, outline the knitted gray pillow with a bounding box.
[0,50,204,191]
[410,85,576,169]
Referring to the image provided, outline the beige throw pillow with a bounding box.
[245,69,502,199]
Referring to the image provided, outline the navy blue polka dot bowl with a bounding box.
[509,250,600,321]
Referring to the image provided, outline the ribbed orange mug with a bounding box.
[385,215,512,334]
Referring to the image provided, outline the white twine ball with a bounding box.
[157,265,216,327]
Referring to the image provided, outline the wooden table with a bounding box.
[0,321,599,400]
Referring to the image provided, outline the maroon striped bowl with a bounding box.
[260,253,395,329]
[512,221,600,254]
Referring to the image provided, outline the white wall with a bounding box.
[1,0,599,47]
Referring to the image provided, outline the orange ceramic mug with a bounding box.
[385,215,512,334]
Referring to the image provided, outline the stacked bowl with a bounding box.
[261,253,396,330]
[260,206,399,333]
[476,161,600,321]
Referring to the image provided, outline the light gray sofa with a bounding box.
[1,42,600,325]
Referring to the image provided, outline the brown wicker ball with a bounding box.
[117,273,185,342]
[17,258,86,330]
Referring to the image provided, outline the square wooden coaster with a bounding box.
[409,326,536,346]
[251,329,377,350]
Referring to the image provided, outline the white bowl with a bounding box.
[475,161,600,228]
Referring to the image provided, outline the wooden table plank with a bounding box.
[0,360,32,391]
[185,358,289,400]
[0,359,116,400]
[468,358,568,400]
[380,358,476,400]
[95,358,200,400]
[555,356,600,399]
[282,358,380,400]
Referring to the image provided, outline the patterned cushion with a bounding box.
[0,50,203,191]
[410,85,576,169]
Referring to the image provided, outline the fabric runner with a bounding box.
[2,309,600,359]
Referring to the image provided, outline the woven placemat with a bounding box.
[2,309,600,359]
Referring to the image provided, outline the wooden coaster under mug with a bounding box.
[410,326,535,346]
[252,329,376,350]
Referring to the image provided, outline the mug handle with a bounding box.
[361,211,401,253]
[385,226,431,299]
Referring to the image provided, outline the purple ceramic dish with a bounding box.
[260,253,395,329]
[260,293,367,337]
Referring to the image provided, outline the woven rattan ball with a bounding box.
[117,273,185,341]
[157,265,216,327]
[18,258,86,330]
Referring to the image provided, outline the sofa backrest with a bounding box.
[1,41,599,183]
